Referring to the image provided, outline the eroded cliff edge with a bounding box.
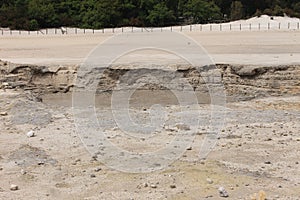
[0,60,299,102]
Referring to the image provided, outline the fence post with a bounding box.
[249,23,251,30]
[288,22,290,29]
[180,26,182,32]
[122,27,123,33]
[171,26,172,32]
[210,25,212,31]
[190,25,192,31]
[132,26,133,32]
[161,27,163,32]
[239,24,241,31]
[279,23,281,30]
[28,30,30,35]
[19,30,21,35]
[93,29,95,34]
[200,24,202,31]
[10,30,12,35]
[55,28,57,34]
[268,23,270,30]
[298,22,299,30]
[230,24,232,30]
[75,28,77,34]
[113,28,115,33]
[220,24,222,31]
[1,29,3,35]
[259,23,260,30]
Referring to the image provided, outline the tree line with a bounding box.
[0,0,299,30]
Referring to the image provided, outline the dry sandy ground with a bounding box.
[0,90,299,199]
[0,28,300,200]
[0,31,300,65]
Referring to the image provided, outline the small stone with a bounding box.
[143,183,148,187]
[37,161,45,165]
[90,174,96,178]
[94,167,102,172]
[150,184,157,189]
[10,184,18,191]
[206,178,213,184]
[170,184,176,189]
[186,147,192,151]
[21,169,26,175]
[26,130,35,138]
[0,112,8,116]
[218,187,229,198]
[264,161,271,165]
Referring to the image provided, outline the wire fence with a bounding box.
[1,21,300,36]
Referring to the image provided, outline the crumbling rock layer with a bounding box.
[0,60,299,101]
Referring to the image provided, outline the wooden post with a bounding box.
[122,27,123,33]
[113,28,115,33]
[230,24,232,30]
[19,30,21,35]
[240,24,241,31]
[259,23,260,30]
[84,29,86,34]
[171,26,172,32]
[180,26,182,32]
[55,28,57,34]
[75,28,77,34]
[1,29,3,35]
[190,25,192,31]
[210,25,212,31]
[161,27,163,32]
[102,29,104,33]
[220,24,222,31]
[288,22,290,29]
[298,22,299,30]
[279,23,281,30]
[93,29,95,34]
[46,29,48,35]
[249,23,251,30]
[200,24,202,31]
[10,30,12,35]
[132,26,133,32]
[268,23,270,30]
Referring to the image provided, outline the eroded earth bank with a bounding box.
[0,60,299,199]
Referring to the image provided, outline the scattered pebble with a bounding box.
[143,183,148,188]
[26,130,35,138]
[10,184,18,191]
[21,169,26,175]
[90,174,96,178]
[264,161,271,165]
[206,178,213,184]
[218,187,229,198]
[0,112,8,116]
[186,147,192,151]
[170,184,176,189]
[150,184,157,189]
[94,167,102,172]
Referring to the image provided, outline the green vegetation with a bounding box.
[0,0,299,30]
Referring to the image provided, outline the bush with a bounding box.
[29,19,39,31]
